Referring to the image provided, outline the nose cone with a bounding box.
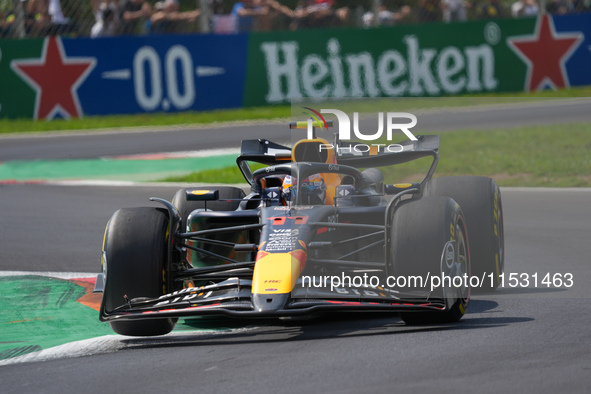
[252,293,291,313]
[251,250,307,312]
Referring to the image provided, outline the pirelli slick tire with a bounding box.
[172,186,246,232]
[390,197,470,325]
[103,207,176,336]
[425,176,504,291]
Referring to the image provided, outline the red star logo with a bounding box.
[507,15,582,92]
[11,37,96,120]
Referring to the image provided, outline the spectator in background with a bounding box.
[91,0,119,37]
[291,0,348,30]
[573,0,591,12]
[362,4,411,27]
[417,0,442,22]
[118,0,151,35]
[34,0,78,35]
[4,0,75,37]
[261,0,294,30]
[25,0,52,36]
[442,0,467,22]
[231,0,265,17]
[232,0,267,31]
[511,0,538,17]
[0,7,17,37]
[47,0,67,24]
[233,0,294,31]
[211,0,225,14]
[475,0,508,19]
[0,9,5,36]
[150,0,200,34]
[546,0,574,14]
[1,2,27,37]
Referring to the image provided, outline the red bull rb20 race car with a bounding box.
[95,122,504,336]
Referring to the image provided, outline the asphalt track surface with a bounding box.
[2,98,591,161]
[1,100,591,393]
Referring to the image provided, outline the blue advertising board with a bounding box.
[1,33,248,119]
[552,13,591,88]
[68,33,249,116]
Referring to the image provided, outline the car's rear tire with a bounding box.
[425,176,504,291]
[102,207,176,336]
[389,197,470,324]
[172,186,245,231]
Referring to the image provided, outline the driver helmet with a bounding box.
[283,174,327,204]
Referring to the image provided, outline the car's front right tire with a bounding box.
[389,197,470,324]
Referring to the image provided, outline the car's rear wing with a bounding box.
[237,135,440,185]
[337,134,440,168]
[338,135,440,189]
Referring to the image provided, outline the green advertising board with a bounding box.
[244,18,539,106]
[0,39,44,119]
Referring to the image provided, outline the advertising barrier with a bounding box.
[244,13,591,106]
[0,33,248,119]
[0,13,589,119]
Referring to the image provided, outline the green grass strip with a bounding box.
[0,106,290,135]
[159,124,591,188]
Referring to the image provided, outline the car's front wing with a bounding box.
[99,278,448,322]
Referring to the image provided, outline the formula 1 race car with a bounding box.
[95,122,504,336]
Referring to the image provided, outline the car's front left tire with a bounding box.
[102,207,176,336]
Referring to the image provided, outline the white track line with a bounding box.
[0,271,96,279]
[106,148,240,160]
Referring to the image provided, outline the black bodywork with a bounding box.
[96,134,463,322]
